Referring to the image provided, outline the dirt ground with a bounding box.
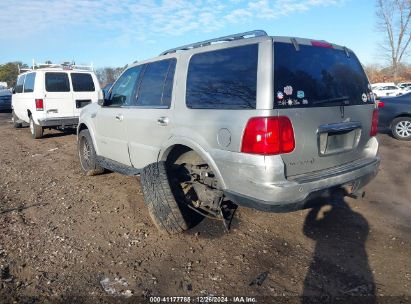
[0,111,410,303]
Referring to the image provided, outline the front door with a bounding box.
[94,66,143,166]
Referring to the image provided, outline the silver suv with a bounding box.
[77,30,380,234]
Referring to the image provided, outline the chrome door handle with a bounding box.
[115,114,123,121]
[157,116,169,126]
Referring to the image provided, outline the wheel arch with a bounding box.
[77,122,101,156]
[158,138,227,189]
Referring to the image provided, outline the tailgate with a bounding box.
[273,39,375,177]
[279,105,374,177]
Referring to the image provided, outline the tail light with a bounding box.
[35,99,44,111]
[241,116,295,155]
[377,100,384,108]
[370,109,378,137]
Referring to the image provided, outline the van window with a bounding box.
[186,44,258,109]
[273,42,373,108]
[15,75,26,93]
[136,59,176,107]
[45,73,70,92]
[23,73,36,93]
[71,73,95,92]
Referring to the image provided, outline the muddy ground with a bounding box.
[0,111,410,303]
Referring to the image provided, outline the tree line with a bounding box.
[1,1,410,87]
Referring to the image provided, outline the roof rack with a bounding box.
[160,30,268,56]
[18,60,94,74]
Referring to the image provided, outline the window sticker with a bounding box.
[277,91,284,100]
[284,85,293,96]
[302,99,309,105]
[297,90,305,99]
[362,93,367,103]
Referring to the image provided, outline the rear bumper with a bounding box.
[38,117,79,127]
[211,136,380,213]
[224,157,380,212]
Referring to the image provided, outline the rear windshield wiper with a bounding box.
[312,96,350,105]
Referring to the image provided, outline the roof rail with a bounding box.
[18,60,94,74]
[160,30,268,55]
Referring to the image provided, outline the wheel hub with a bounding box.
[396,120,411,138]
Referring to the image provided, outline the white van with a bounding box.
[12,66,100,139]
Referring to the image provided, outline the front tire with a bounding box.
[29,116,43,139]
[78,129,104,175]
[391,117,411,140]
[12,111,22,128]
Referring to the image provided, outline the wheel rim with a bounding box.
[29,119,34,134]
[395,120,411,138]
[80,137,93,169]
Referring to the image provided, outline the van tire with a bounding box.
[78,129,105,176]
[391,117,411,140]
[29,117,43,139]
[12,111,22,128]
[140,162,191,234]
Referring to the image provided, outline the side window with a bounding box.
[15,75,26,93]
[45,73,70,92]
[186,44,258,109]
[106,66,142,107]
[71,73,95,92]
[136,58,176,107]
[23,73,36,93]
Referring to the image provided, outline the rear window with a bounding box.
[71,73,95,92]
[45,73,70,92]
[23,73,36,93]
[186,44,258,109]
[274,42,373,108]
[15,75,26,93]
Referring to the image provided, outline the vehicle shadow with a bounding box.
[302,191,376,303]
[41,128,77,139]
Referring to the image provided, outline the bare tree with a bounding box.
[376,0,411,81]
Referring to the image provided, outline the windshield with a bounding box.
[273,42,373,108]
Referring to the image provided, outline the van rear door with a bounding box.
[44,72,73,118]
[70,72,99,116]
[273,39,376,177]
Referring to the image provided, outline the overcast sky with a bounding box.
[0,0,385,68]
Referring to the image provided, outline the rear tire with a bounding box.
[391,117,411,140]
[29,116,43,139]
[78,129,105,175]
[12,111,22,128]
[140,161,192,234]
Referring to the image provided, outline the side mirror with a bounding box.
[97,89,105,106]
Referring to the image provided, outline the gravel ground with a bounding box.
[0,111,410,303]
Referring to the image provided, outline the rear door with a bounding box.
[124,58,176,169]
[273,40,375,177]
[44,72,73,118]
[70,72,98,116]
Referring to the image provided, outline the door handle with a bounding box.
[115,114,123,121]
[157,116,169,126]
